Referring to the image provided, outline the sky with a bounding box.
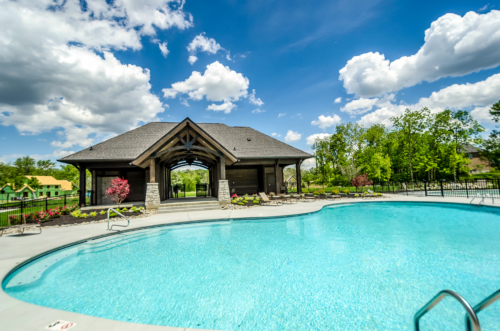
[0,0,499,168]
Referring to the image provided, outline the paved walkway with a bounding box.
[0,195,498,331]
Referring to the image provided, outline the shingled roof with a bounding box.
[59,122,312,162]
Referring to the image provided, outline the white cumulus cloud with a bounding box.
[285,130,301,143]
[311,115,342,129]
[0,0,190,149]
[252,109,265,113]
[339,10,500,97]
[158,41,170,58]
[187,33,231,65]
[306,133,333,145]
[341,98,380,115]
[278,113,286,117]
[334,97,342,103]
[249,89,264,106]
[271,133,281,137]
[357,73,500,127]
[162,61,249,113]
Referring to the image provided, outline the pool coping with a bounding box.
[1,195,499,331]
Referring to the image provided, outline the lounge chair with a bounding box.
[259,192,283,206]
[326,193,341,200]
[1,223,42,236]
[302,194,316,202]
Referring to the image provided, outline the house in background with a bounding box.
[25,176,74,197]
[460,144,491,173]
[0,183,36,200]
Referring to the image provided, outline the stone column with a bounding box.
[218,179,231,206]
[145,183,161,209]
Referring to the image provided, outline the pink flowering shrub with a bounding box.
[105,178,130,205]
[231,194,239,199]
[351,173,373,190]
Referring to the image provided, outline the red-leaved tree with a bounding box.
[105,178,130,205]
[351,173,373,190]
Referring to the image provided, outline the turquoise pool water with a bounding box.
[3,202,500,330]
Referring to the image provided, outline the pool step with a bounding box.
[157,202,220,214]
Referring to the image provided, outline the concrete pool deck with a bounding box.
[1,194,498,331]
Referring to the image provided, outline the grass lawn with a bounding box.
[0,197,86,227]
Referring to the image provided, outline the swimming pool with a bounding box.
[3,202,500,330]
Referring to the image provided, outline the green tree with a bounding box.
[14,156,36,175]
[391,108,430,181]
[27,177,41,190]
[489,100,500,123]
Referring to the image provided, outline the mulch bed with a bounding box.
[40,209,139,226]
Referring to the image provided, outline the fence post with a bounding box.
[20,199,24,222]
[45,197,48,212]
[497,179,500,198]
[423,180,427,197]
[465,180,469,199]
[440,180,444,198]
[64,194,66,207]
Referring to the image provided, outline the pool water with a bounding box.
[3,202,500,330]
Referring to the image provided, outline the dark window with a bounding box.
[47,185,50,189]
[55,192,58,196]
[55,185,59,189]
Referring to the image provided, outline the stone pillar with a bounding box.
[145,183,161,209]
[218,179,231,205]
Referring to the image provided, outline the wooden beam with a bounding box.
[150,158,156,183]
[79,164,86,208]
[296,159,302,194]
[275,159,279,195]
[220,155,226,180]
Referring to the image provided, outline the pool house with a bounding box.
[59,117,312,208]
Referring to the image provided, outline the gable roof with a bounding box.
[459,144,482,153]
[59,121,312,163]
[25,176,73,191]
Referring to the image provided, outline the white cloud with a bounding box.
[357,73,500,127]
[285,130,301,143]
[249,89,264,106]
[206,100,236,114]
[0,0,192,149]
[311,115,342,129]
[278,113,286,117]
[188,55,198,65]
[334,97,342,103]
[252,109,266,113]
[162,61,249,113]
[271,133,281,137]
[306,133,333,145]
[158,41,169,58]
[301,158,316,169]
[180,99,190,107]
[339,10,500,97]
[187,33,231,65]
[341,98,379,115]
[479,4,489,12]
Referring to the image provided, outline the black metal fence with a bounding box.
[322,179,500,198]
[196,184,208,197]
[0,191,92,227]
[172,184,186,198]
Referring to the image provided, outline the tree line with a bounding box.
[171,169,209,192]
[307,101,500,186]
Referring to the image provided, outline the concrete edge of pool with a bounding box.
[1,195,498,331]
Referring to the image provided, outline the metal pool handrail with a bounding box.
[414,290,481,331]
[107,208,130,231]
[466,289,500,331]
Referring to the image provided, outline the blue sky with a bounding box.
[0,0,499,166]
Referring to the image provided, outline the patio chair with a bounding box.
[302,194,316,202]
[326,193,341,200]
[259,192,283,206]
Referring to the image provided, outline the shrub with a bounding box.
[343,189,350,195]
[313,191,320,196]
[318,189,325,195]
[231,194,239,199]
[8,214,21,225]
[354,194,359,197]
[100,210,106,215]
[253,200,259,204]
[105,177,130,205]
[71,210,82,218]
[238,202,245,206]
[351,173,373,190]
[332,189,340,195]
[139,207,144,211]
[81,213,88,218]
[109,212,118,217]
[90,212,97,217]
[25,213,36,222]
[243,200,248,204]
[231,200,237,204]
[269,193,275,197]
[302,189,309,193]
